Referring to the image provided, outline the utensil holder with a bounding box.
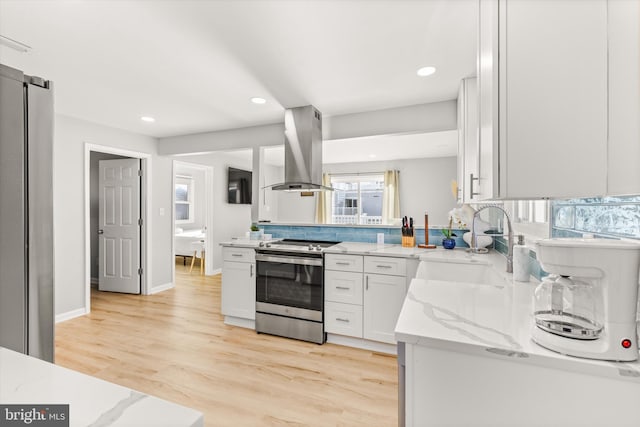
[401,236,415,247]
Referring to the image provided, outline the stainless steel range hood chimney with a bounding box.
[271,105,332,191]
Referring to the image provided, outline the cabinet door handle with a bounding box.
[336,318,350,323]
[250,264,253,277]
[469,173,480,198]
[366,275,369,290]
[336,261,350,266]
[335,286,350,290]
[231,253,243,257]
[376,264,392,269]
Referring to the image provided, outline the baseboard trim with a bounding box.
[208,268,222,276]
[55,308,88,323]
[149,282,174,294]
[326,334,397,355]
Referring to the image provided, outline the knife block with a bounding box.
[401,235,415,248]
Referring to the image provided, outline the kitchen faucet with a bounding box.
[470,205,514,273]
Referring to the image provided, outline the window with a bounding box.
[330,174,384,225]
[175,176,194,224]
[503,200,550,240]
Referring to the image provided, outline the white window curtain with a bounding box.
[382,170,400,224]
[315,173,332,224]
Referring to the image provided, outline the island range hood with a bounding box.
[271,105,333,191]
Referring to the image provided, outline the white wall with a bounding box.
[54,114,172,317]
[172,152,253,272]
[89,151,129,281]
[264,157,458,226]
[259,163,281,222]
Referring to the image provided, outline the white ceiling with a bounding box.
[0,0,477,138]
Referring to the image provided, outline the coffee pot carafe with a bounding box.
[532,238,640,361]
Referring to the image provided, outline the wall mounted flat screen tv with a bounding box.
[228,167,252,204]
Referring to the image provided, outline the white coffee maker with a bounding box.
[532,238,640,361]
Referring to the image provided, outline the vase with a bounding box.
[249,230,262,240]
[442,238,456,250]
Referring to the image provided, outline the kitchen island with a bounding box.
[0,347,203,427]
[395,251,640,426]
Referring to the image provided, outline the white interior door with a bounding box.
[99,158,141,293]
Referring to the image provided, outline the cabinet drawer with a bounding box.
[325,270,363,305]
[325,254,363,272]
[222,247,256,263]
[364,256,406,276]
[325,302,363,338]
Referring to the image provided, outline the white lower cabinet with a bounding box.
[363,273,407,344]
[325,301,363,338]
[324,255,364,337]
[324,270,363,305]
[325,254,409,345]
[221,247,256,322]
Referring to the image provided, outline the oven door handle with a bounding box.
[255,253,323,267]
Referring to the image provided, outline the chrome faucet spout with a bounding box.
[470,205,514,273]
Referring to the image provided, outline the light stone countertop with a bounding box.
[0,348,203,427]
[219,238,281,248]
[220,239,442,258]
[394,251,640,383]
[323,242,443,258]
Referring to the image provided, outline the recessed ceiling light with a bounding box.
[251,97,266,105]
[416,66,436,77]
[369,154,377,158]
[140,116,155,123]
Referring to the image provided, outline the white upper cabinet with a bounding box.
[457,77,479,203]
[478,0,609,199]
[607,0,640,195]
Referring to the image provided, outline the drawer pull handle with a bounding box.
[231,254,243,257]
[335,286,350,290]
[376,264,392,268]
[366,275,369,290]
[336,318,350,323]
[336,262,350,265]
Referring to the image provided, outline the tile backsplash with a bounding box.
[258,224,468,247]
[552,195,640,239]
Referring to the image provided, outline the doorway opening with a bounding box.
[84,143,152,312]
[172,160,214,282]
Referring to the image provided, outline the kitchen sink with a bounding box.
[416,251,508,286]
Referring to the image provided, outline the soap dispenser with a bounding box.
[513,235,530,282]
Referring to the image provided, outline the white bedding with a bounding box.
[175,230,205,257]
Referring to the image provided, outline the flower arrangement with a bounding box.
[448,207,468,229]
[250,223,260,232]
[442,216,457,239]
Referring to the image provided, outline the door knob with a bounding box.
[98,229,104,235]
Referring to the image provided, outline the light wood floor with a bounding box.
[55,261,398,426]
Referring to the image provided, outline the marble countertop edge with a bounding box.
[395,276,640,384]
